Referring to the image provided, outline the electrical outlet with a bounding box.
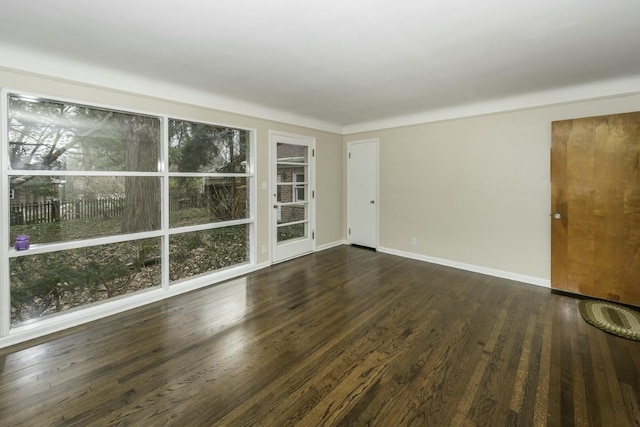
[411,237,417,246]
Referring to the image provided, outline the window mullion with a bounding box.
[161,117,170,291]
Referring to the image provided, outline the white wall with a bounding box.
[345,94,640,285]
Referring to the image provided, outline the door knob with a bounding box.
[370,200,375,204]
[553,213,562,220]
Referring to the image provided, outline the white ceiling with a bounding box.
[1,0,639,133]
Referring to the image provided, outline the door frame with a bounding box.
[347,138,379,249]
[269,130,316,263]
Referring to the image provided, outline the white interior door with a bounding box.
[348,139,378,248]
[271,132,315,262]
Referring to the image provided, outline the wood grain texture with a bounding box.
[1,246,639,426]
[552,112,640,306]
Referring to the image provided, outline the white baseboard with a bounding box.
[315,240,347,252]
[377,246,550,288]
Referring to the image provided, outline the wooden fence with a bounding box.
[10,198,127,226]
[10,196,208,226]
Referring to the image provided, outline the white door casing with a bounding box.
[270,131,316,263]
[348,139,378,248]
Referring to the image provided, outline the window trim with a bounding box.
[293,172,306,202]
[0,88,258,346]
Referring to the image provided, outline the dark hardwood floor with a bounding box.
[1,246,639,426]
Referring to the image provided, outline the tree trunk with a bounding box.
[121,116,160,233]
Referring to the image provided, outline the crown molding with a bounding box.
[342,75,640,134]
[0,43,343,134]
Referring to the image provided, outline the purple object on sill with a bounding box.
[15,235,30,251]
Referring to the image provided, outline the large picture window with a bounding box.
[2,93,255,334]
[167,119,252,285]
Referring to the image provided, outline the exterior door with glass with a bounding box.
[271,133,315,262]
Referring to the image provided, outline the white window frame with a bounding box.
[293,172,306,202]
[0,89,257,347]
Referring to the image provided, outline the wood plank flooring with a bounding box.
[1,246,639,426]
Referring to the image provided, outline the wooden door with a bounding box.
[551,112,640,306]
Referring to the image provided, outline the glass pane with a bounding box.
[277,183,292,203]
[294,185,306,202]
[10,238,161,325]
[276,143,307,163]
[277,223,307,242]
[277,163,306,204]
[169,177,249,228]
[9,176,161,247]
[169,225,249,283]
[277,165,305,183]
[8,94,160,172]
[168,119,249,173]
[278,204,306,224]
